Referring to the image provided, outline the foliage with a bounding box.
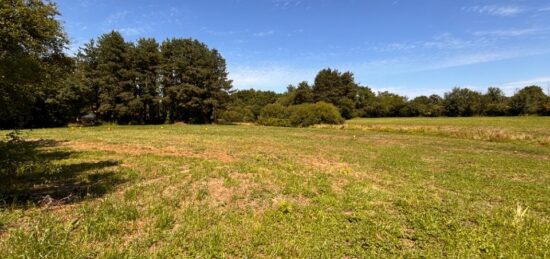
[0,0,71,128]
[2,1,549,130]
[510,86,550,115]
[312,69,359,119]
[221,89,280,123]
[443,88,483,117]
[160,38,232,124]
[259,102,343,127]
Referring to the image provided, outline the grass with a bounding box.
[0,117,549,257]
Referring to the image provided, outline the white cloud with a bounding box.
[106,10,130,25]
[496,77,550,94]
[358,47,549,76]
[115,27,144,37]
[472,28,541,37]
[463,5,524,17]
[253,30,275,37]
[229,65,316,91]
[272,0,303,8]
[370,33,488,53]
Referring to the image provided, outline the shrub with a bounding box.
[258,104,291,126]
[259,103,288,119]
[257,117,292,127]
[217,106,254,123]
[259,102,343,127]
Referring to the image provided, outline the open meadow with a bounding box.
[1,117,549,257]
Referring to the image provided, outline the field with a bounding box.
[1,117,549,257]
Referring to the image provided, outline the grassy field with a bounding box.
[1,117,549,257]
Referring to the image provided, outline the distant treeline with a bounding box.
[1,1,549,129]
[221,69,550,126]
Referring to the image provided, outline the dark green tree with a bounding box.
[76,40,100,114]
[443,88,483,116]
[510,86,549,115]
[483,87,509,116]
[293,81,314,105]
[0,0,69,128]
[312,68,359,119]
[160,39,232,123]
[354,86,376,117]
[94,31,133,123]
[132,38,162,123]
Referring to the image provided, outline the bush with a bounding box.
[259,103,288,119]
[259,102,343,127]
[257,117,292,127]
[217,106,254,123]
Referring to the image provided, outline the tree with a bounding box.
[483,87,509,116]
[312,68,359,119]
[510,86,549,115]
[227,89,279,121]
[293,81,314,105]
[160,38,232,123]
[132,38,162,124]
[354,86,376,117]
[443,88,483,116]
[0,0,69,129]
[76,40,100,114]
[94,31,133,123]
[363,91,407,117]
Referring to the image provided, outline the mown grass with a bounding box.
[1,117,549,257]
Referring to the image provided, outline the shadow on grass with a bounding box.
[0,137,125,207]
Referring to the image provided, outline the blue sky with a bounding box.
[56,0,550,97]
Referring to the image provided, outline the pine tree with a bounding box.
[94,31,132,123]
[160,39,232,123]
[132,38,162,123]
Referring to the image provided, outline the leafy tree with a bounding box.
[443,88,483,116]
[312,68,359,119]
[354,86,376,117]
[31,59,90,127]
[229,89,280,119]
[160,38,232,123]
[402,95,443,117]
[0,0,69,128]
[427,94,445,117]
[483,87,509,116]
[365,91,408,117]
[510,86,549,115]
[276,85,297,106]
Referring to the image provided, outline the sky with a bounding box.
[56,0,550,97]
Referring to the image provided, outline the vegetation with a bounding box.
[258,102,344,127]
[1,117,549,257]
[1,1,548,130]
[1,1,549,257]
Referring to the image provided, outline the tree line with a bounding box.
[222,68,550,125]
[1,0,549,129]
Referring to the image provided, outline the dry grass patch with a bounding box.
[65,141,236,162]
[338,124,550,145]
